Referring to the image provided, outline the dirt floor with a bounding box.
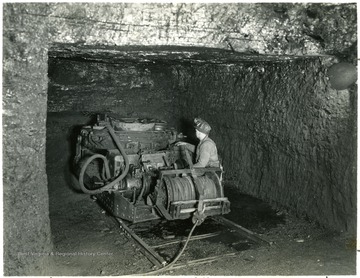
[45,113,357,276]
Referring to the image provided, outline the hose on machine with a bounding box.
[78,124,130,194]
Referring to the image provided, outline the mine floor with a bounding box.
[45,113,356,276]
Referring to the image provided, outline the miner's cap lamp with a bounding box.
[194,118,211,135]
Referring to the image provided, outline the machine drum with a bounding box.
[160,175,220,210]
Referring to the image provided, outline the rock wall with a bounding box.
[3,4,52,276]
[46,3,356,57]
[48,58,179,126]
[2,2,356,275]
[172,58,356,233]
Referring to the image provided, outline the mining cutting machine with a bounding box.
[72,114,230,224]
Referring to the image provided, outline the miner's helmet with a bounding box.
[194,118,211,135]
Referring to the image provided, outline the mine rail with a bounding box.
[112,217,167,268]
[109,213,272,274]
[213,216,273,246]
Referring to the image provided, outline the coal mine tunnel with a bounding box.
[3,2,357,276]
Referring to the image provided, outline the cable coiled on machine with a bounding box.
[78,124,130,194]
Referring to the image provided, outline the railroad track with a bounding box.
[109,214,273,274]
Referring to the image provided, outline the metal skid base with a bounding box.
[96,191,160,223]
[96,190,230,223]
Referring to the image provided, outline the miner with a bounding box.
[176,118,220,168]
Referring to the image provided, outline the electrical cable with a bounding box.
[78,124,130,194]
[131,219,200,276]
[79,153,111,194]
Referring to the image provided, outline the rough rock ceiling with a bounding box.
[49,44,328,64]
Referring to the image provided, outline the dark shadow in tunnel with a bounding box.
[45,111,105,245]
[177,117,198,145]
[46,112,95,194]
[223,184,286,233]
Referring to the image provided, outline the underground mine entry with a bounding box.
[4,2,357,276]
[44,45,357,275]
